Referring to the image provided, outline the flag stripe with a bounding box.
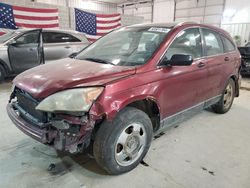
[13,5,58,13]
[96,16,121,21]
[15,18,59,25]
[15,22,59,28]
[97,24,121,30]
[96,13,120,18]
[14,15,58,21]
[97,18,121,24]
[13,10,58,17]
[97,22,121,27]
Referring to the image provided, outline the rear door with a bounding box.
[159,28,208,119]
[8,29,42,73]
[42,31,85,61]
[201,28,233,99]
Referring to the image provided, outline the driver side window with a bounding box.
[165,28,202,60]
[15,30,40,45]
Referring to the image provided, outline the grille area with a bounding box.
[15,88,47,123]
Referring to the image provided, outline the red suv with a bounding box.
[7,22,241,175]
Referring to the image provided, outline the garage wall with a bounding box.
[221,23,250,45]
[118,0,175,23]
[175,0,225,27]
[223,0,250,24]
[118,1,153,23]
[220,0,250,45]
[121,15,145,26]
[153,0,175,23]
[36,0,117,12]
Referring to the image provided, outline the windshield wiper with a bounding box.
[83,58,114,65]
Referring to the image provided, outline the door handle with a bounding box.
[197,62,206,68]
[224,57,230,61]
[64,46,71,49]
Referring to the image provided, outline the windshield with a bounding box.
[76,26,171,66]
[0,31,17,43]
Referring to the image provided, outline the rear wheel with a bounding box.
[93,107,153,175]
[0,65,6,82]
[212,78,235,114]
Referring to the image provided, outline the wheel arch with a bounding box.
[123,97,161,132]
[91,95,162,138]
[229,74,239,97]
[107,96,161,131]
[0,59,10,76]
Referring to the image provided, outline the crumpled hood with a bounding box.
[13,58,136,98]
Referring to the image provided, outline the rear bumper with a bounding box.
[6,103,48,143]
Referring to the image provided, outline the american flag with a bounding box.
[75,9,121,42]
[0,2,59,35]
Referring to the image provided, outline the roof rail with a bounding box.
[174,21,198,28]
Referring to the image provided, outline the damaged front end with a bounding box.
[7,87,101,153]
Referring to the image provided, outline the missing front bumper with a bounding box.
[7,103,48,143]
[6,103,94,153]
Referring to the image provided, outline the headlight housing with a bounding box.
[36,87,103,112]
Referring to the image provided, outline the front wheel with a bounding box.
[93,107,153,175]
[212,78,235,114]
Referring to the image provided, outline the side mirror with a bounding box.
[161,54,193,67]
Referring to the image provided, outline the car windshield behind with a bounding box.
[76,26,171,66]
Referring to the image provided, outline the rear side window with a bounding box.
[43,32,81,43]
[165,28,202,60]
[202,29,224,56]
[221,35,236,52]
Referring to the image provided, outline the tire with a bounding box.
[212,78,235,114]
[0,65,6,82]
[93,107,153,175]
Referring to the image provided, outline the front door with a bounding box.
[158,28,208,120]
[8,29,42,73]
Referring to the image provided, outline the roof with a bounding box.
[12,28,84,35]
[126,22,199,28]
[126,22,231,38]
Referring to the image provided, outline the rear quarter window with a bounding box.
[221,35,236,52]
[43,32,81,43]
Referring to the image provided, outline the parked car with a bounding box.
[238,43,250,75]
[0,29,90,81]
[7,22,241,175]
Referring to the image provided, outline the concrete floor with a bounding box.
[0,78,250,188]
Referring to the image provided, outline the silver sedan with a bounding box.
[0,29,90,81]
